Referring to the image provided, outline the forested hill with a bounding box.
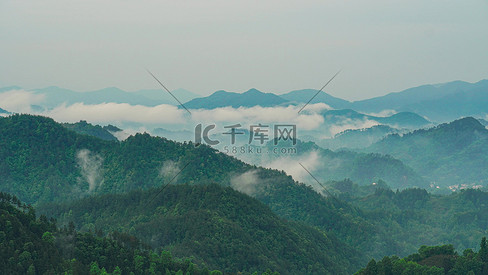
[367,117,488,188]
[0,192,229,274]
[38,184,360,274]
[0,114,373,269]
[4,114,488,273]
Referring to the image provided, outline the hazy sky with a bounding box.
[1,0,487,101]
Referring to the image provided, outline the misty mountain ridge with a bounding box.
[279,88,351,109]
[183,88,288,109]
[0,85,200,109]
[1,78,486,123]
[178,79,486,122]
[367,117,488,189]
[321,109,431,128]
[311,125,402,150]
[350,79,488,121]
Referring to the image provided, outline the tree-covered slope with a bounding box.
[355,238,488,275]
[346,187,488,257]
[39,184,362,274]
[0,114,375,266]
[0,114,112,204]
[4,114,479,269]
[0,192,227,274]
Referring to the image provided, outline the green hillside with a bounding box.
[3,114,488,273]
[0,192,225,275]
[39,184,360,274]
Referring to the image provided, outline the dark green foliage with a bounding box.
[356,238,488,275]
[40,184,359,274]
[0,114,112,204]
[0,192,61,274]
[0,114,372,268]
[348,188,488,259]
[3,114,488,273]
[0,192,226,274]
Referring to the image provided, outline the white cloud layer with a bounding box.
[328,117,380,136]
[264,151,322,191]
[44,103,187,124]
[0,88,331,132]
[0,89,45,113]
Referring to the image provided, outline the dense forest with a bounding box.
[2,114,488,274]
[0,192,231,274]
[39,184,360,274]
[355,238,488,274]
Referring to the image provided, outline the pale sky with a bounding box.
[1,0,487,101]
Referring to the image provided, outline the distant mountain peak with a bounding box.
[244,88,263,94]
[95,87,125,92]
[441,117,486,132]
[211,90,230,95]
[183,88,287,109]
[280,89,351,109]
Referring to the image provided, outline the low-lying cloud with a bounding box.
[264,151,324,192]
[44,102,187,124]
[327,117,380,137]
[159,160,180,182]
[230,170,260,196]
[364,109,397,117]
[76,149,104,192]
[0,89,45,113]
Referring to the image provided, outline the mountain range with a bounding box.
[0,86,199,110]
[1,79,486,123]
[177,79,487,122]
[320,109,431,129]
[350,80,488,122]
